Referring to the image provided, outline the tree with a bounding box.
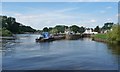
[70,25,80,33]
[50,28,58,34]
[19,25,36,33]
[64,26,69,29]
[79,26,85,33]
[1,15,36,34]
[54,25,67,33]
[0,28,12,36]
[102,22,113,30]
[94,26,100,33]
[43,27,49,32]
[48,27,53,32]
[1,16,7,28]
[107,24,120,43]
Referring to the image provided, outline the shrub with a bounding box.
[0,28,12,36]
[107,25,120,43]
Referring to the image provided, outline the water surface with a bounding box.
[2,34,120,70]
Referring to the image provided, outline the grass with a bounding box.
[93,33,120,44]
[93,33,108,39]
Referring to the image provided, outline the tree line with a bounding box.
[42,22,114,34]
[0,16,36,36]
[42,25,86,34]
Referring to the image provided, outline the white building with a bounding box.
[83,28,98,34]
[64,28,75,35]
[101,29,112,34]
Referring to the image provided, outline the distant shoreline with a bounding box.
[0,36,16,40]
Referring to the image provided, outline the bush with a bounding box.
[0,28,12,36]
[107,25,120,43]
[49,28,58,34]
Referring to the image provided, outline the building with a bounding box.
[64,28,75,35]
[83,28,98,34]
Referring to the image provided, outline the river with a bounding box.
[1,34,120,70]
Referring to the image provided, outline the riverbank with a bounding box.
[92,33,120,44]
[92,34,107,43]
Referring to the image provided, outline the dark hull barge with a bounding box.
[36,37,55,42]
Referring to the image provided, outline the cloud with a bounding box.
[107,18,113,22]
[90,19,97,23]
[3,5,117,29]
[14,13,22,16]
[12,12,76,29]
[55,7,79,13]
[106,6,112,9]
[5,8,81,29]
[5,9,116,29]
[99,6,114,14]
[12,12,98,29]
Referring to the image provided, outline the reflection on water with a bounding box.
[38,42,51,52]
[107,44,120,55]
[2,34,120,70]
[0,54,1,71]
[107,43,120,70]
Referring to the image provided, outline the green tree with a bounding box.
[43,27,49,32]
[102,22,113,30]
[54,25,67,33]
[94,26,100,33]
[0,28,12,36]
[70,25,80,33]
[48,27,53,32]
[50,28,58,34]
[19,25,36,33]
[107,24,120,43]
[0,15,36,34]
[1,16,8,28]
[79,26,85,33]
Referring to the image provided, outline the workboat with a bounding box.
[36,32,54,42]
[36,37,54,42]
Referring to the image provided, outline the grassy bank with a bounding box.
[93,34,107,40]
[92,34,108,43]
[107,25,120,44]
[93,33,120,44]
[92,25,120,44]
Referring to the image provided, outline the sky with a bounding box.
[1,2,118,30]
[1,0,120,2]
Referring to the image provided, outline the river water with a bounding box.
[1,34,120,70]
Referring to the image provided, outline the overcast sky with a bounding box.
[2,2,118,30]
